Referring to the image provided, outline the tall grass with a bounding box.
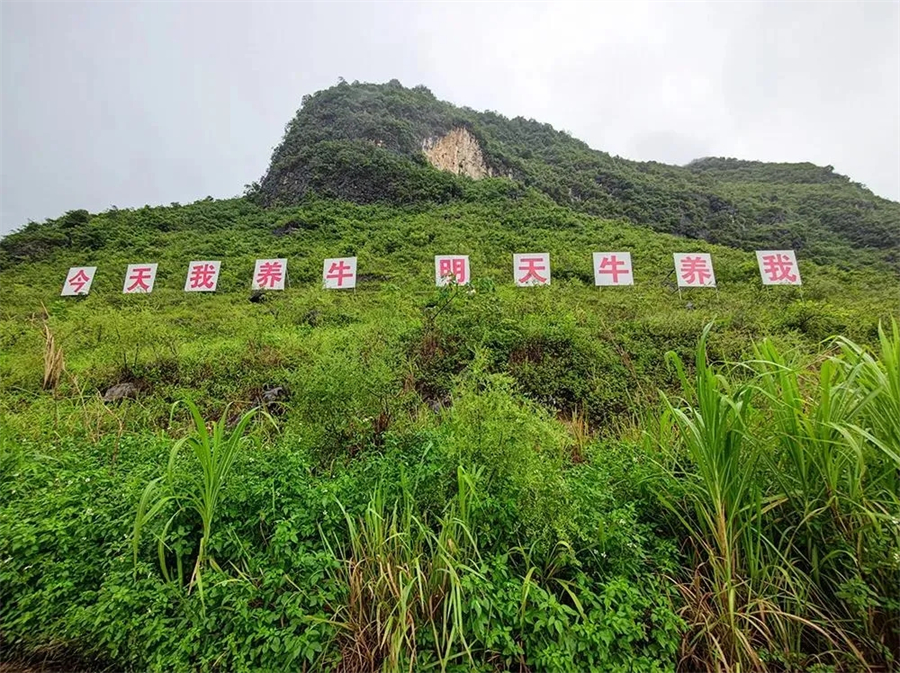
[133,399,260,601]
[40,321,64,391]
[655,324,776,670]
[749,338,870,665]
[837,319,900,468]
[325,466,481,673]
[753,320,900,661]
[654,322,900,671]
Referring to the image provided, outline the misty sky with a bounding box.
[2,1,899,236]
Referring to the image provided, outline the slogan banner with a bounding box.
[61,266,97,296]
[184,261,221,292]
[123,264,158,294]
[323,257,357,289]
[58,248,811,297]
[514,253,550,286]
[435,255,470,286]
[252,259,287,290]
[593,252,634,286]
[756,250,801,285]
[674,253,716,288]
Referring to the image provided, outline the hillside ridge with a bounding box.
[2,79,898,274]
[253,80,898,270]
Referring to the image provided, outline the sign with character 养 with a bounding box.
[252,259,287,290]
[674,253,716,288]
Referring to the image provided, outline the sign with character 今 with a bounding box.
[61,266,97,296]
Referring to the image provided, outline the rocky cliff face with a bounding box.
[421,128,492,179]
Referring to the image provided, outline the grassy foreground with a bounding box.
[1,193,899,671]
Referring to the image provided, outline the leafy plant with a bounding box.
[132,399,262,601]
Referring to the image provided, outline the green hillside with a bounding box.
[1,82,898,673]
[252,80,899,270]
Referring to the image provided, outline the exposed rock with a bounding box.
[422,127,492,179]
[302,309,321,327]
[102,382,139,403]
[427,394,452,414]
[257,386,289,415]
[272,222,300,237]
[273,219,317,236]
[261,386,288,405]
[249,289,267,303]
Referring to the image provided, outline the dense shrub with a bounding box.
[1,186,897,670]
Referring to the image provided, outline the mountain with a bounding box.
[1,81,898,673]
[252,79,899,270]
[3,79,897,272]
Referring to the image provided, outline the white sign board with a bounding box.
[61,266,97,296]
[252,258,287,290]
[435,255,470,286]
[184,261,221,292]
[513,253,550,286]
[593,252,634,286]
[323,257,357,289]
[123,263,158,294]
[674,253,716,288]
[756,250,801,285]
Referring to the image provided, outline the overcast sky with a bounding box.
[2,1,898,236]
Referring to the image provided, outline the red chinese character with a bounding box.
[517,257,548,284]
[326,260,353,287]
[126,267,153,292]
[439,258,467,284]
[761,254,797,283]
[680,256,712,285]
[255,261,283,288]
[188,263,218,289]
[597,255,630,283]
[67,269,91,293]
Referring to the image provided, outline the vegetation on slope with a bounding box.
[251,80,900,270]
[4,80,898,274]
[1,188,898,671]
